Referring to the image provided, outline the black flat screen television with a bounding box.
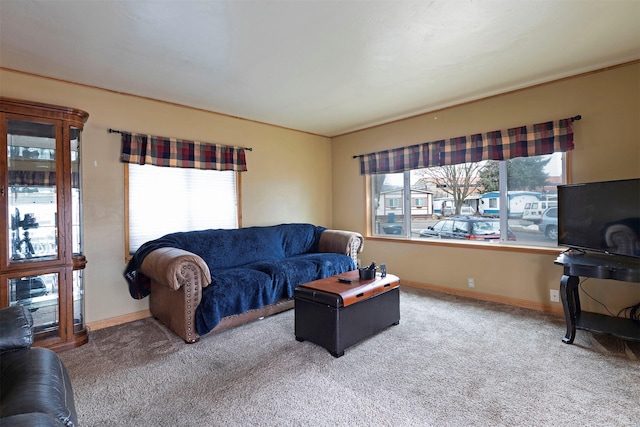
[558,178,640,258]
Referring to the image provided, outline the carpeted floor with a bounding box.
[60,287,640,426]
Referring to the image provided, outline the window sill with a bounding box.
[365,235,566,255]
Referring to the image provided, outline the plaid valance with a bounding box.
[120,131,247,172]
[356,117,576,175]
[358,141,442,176]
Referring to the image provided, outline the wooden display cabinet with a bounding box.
[1,97,89,351]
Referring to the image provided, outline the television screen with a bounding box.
[558,178,640,258]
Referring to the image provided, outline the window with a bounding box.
[388,198,400,208]
[440,220,453,233]
[432,220,447,233]
[126,164,239,254]
[453,220,469,234]
[371,152,566,248]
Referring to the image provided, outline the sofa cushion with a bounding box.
[0,348,77,426]
[194,253,355,336]
[276,223,326,258]
[0,305,33,352]
[153,223,326,271]
[246,253,355,298]
[195,268,275,335]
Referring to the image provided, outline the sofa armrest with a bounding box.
[139,247,212,291]
[318,229,364,264]
[0,305,34,352]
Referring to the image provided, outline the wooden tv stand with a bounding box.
[554,252,640,344]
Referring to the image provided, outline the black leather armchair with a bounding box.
[0,305,78,426]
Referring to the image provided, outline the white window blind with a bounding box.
[128,164,238,253]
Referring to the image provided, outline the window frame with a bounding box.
[123,163,242,260]
[365,152,571,254]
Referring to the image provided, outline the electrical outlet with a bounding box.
[468,278,475,288]
[550,289,560,303]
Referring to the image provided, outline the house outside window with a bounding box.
[371,152,565,248]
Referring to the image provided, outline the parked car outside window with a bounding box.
[419,216,516,241]
[538,207,558,240]
[523,201,557,224]
[382,225,403,235]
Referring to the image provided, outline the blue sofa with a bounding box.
[126,223,363,343]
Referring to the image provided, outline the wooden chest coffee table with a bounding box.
[294,270,400,357]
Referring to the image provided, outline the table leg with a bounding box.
[560,274,580,344]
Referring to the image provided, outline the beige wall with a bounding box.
[331,62,640,314]
[1,69,333,323]
[2,63,638,325]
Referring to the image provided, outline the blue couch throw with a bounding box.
[124,224,355,336]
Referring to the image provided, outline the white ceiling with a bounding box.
[1,1,639,137]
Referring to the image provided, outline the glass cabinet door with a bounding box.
[71,127,82,255]
[2,97,89,351]
[9,271,60,334]
[7,119,60,262]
